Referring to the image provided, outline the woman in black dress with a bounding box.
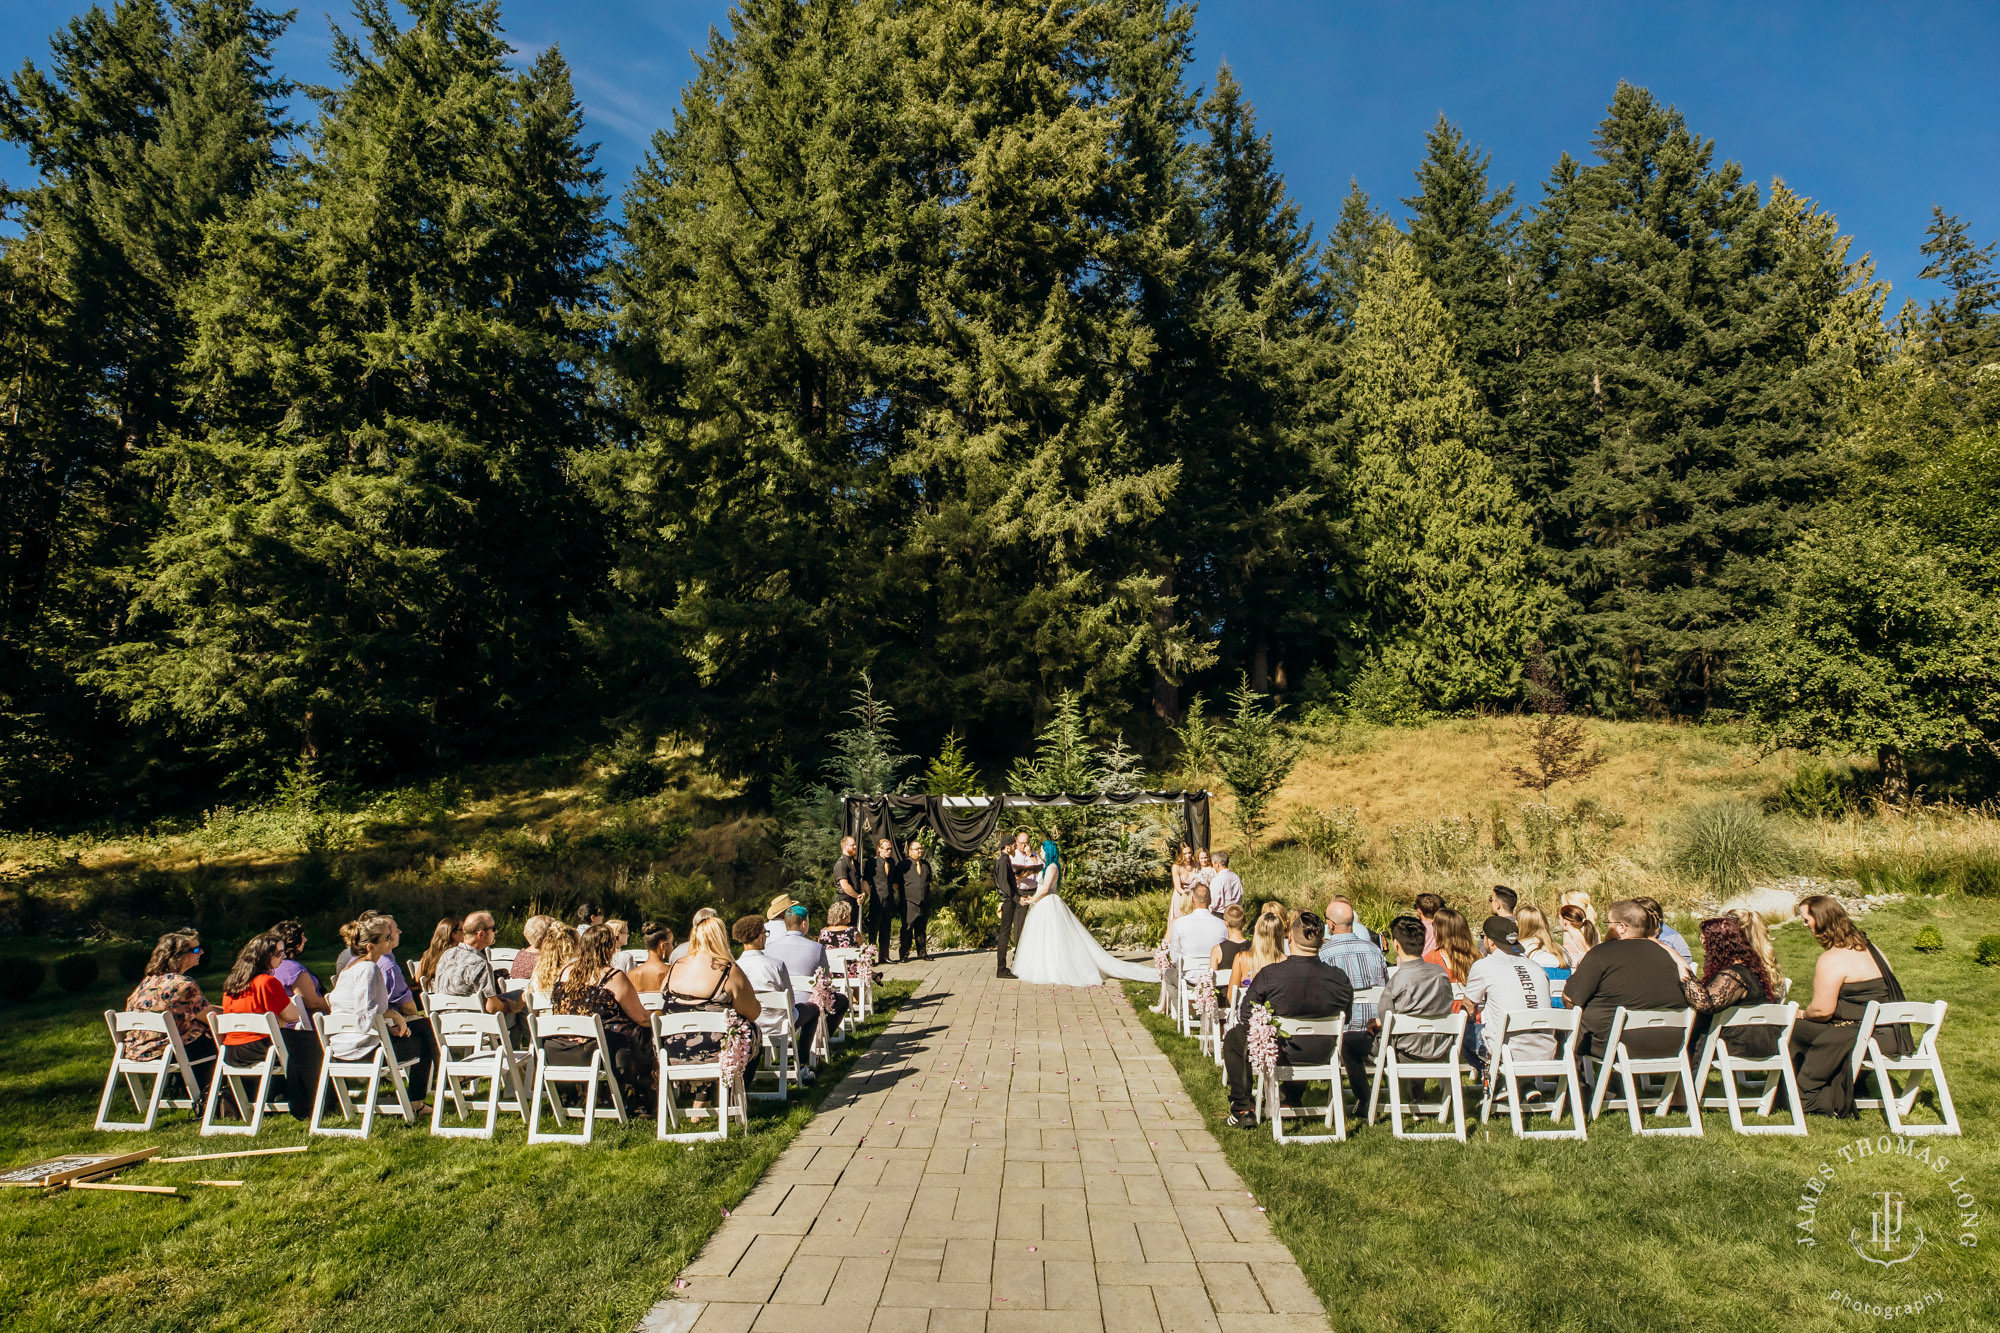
[1789,895,1911,1117]
[1681,915,1779,1059]
[548,926,659,1104]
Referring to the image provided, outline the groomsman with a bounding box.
[868,836,900,963]
[900,840,932,962]
[832,835,864,929]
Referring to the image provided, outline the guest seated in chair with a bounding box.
[122,929,219,1101]
[1222,912,1352,1128]
[219,931,319,1120]
[546,924,658,1106]
[510,914,555,981]
[1316,900,1384,1108]
[435,911,529,1045]
[1681,915,1779,1059]
[764,898,849,1057]
[1370,915,1456,1065]
[1561,899,1689,1097]
[627,921,676,995]
[671,908,721,963]
[660,917,764,1101]
[328,916,431,1114]
[817,900,859,951]
[1789,895,1910,1117]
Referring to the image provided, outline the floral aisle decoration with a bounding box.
[811,966,836,1019]
[857,942,878,989]
[718,1011,759,1085]
[1247,1002,1279,1077]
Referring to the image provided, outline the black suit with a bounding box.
[1223,954,1355,1116]
[993,850,1020,974]
[867,855,899,960]
[900,859,931,960]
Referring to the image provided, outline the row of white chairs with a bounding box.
[98,946,879,1143]
[1160,968,1957,1144]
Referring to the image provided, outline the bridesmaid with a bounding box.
[1789,895,1912,1117]
[1153,844,1197,1013]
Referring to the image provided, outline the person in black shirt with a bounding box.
[1562,899,1692,1097]
[900,840,932,961]
[867,837,900,964]
[832,837,864,932]
[993,834,1019,978]
[1221,912,1353,1127]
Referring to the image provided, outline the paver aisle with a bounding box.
[640,950,1327,1333]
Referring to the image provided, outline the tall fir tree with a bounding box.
[1911,206,1999,372]
[0,0,294,815]
[92,0,609,782]
[1518,84,1858,714]
[1345,232,1549,710]
[1322,178,1384,328]
[1402,115,1520,428]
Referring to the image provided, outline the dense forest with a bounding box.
[2,0,1997,826]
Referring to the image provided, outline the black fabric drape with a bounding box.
[841,791,1209,852]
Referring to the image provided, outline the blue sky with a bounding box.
[3,0,1996,307]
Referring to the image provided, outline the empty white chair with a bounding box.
[310,1011,421,1138]
[1201,968,1231,1065]
[654,1011,748,1142]
[202,1012,290,1137]
[96,1010,216,1132]
[1262,1013,1351,1144]
[432,1008,539,1139]
[750,990,796,1101]
[1589,1008,1702,1138]
[1691,1002,1806,1136]
[526,1013,630,1144]
[1852,1000,1958,1137]
[487,947,519,972]
[1369,1011,1469,1141]
[1479,1008,1587,1141]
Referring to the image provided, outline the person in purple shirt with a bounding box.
[270,919,331,1031]
[1207,852,1245,915]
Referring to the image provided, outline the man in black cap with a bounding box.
[1464,914,1557,1075]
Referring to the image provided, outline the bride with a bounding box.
[1011,838,1159,987]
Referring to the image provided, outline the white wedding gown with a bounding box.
[1012,867,1159,987]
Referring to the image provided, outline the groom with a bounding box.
[993,831,1041,979]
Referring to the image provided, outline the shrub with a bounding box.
[1346,661,1427,727]
[1775,761,1848,819]
[0,958,45,1003]
[1388,816,1483,872]
[54,953,99,992]
[1215,684,1305,848]
[117,947,152,982]
[1912,925,1944,953]
[1664,801,1793,898]
[1288,806,1362,867]
[1974,935,2000,968]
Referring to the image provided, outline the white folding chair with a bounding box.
[1852,1000,1959,1137]
[1691,1002,1806,1136]
[825,949,861,1037]
[431,1008,541,1139]
[637,991,665,1013]
[750,991,795,1101]
[790,980,830,1069]
[1479,1009,1587,1141]
[97,1010,217,1132]
[654,1012,749,1142]
[526,1013,630,1144]
[1176,965,1203,1038]
[202,1013,290,1136]
[1262,1014,1351,1144]
[487,947,519,972]
[310,1012,420,1138]
[1589,1008,1702,1137]
[1370,1011,1468,1141]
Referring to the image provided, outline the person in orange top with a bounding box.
[219,932,319,1121]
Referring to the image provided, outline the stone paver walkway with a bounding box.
[641,950,1326,1333]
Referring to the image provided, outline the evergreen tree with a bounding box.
[1346,232,1549,710]
[1214,680,1303,848]
[1322,178,1384,327]
[1912,206,2000,371]
[602,0,1191,775]
[921,731,983,798]
[92,0,609,782]
[1172,62,1341,702]
[1520,84,1857,714]
[1402,115,1520,425]
[0,1,293,814]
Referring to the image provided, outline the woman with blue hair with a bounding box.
[1011,835,1158,987]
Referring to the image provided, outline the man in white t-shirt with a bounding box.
[1463,915,1556,1069]
[1167,884,1226,990]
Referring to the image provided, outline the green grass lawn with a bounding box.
[0,959,914,1332]
[1128,900,2000,1333]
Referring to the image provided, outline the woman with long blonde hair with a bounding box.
[1728,908,1782,993]
[1228,908,1287,1019]
[530,924,580,1001]
[1515,903,1564,968]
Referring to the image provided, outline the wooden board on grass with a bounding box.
[0,1147,160,1188]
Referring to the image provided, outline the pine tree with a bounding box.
[1214,680,1303,848]
[921,731,983,798]
[1346,232,1550,710]
[1913,207,2000,371]
[1521,84,1856,715]
[1403,115,1520,425]
[92,0,609,782]
[1323,178,1384,327]
[0,1,294,814]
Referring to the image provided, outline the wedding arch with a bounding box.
[841,791,1211,854]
